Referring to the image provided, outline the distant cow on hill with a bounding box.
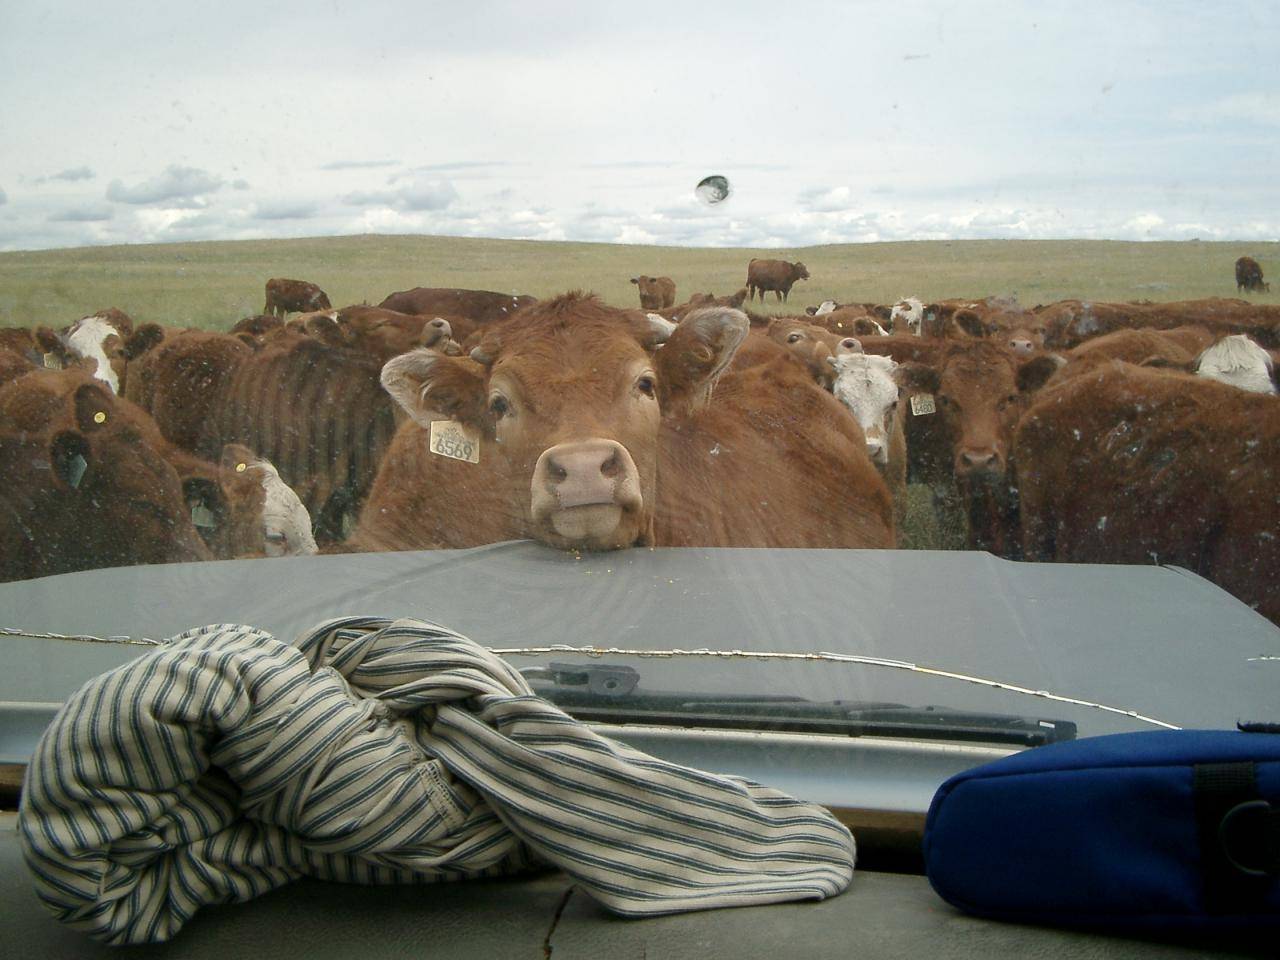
[378,287,537,323]
[1236,256,1269,293]
[746,259,810,303]
[631,275,676,310]
[264,278,332,317]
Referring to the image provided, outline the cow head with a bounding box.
[792,262,811,282]
[50,378,211,566]
[219,444,319,556]
[898,342,1060,484]
[63,315,130,394]
[768,319,860,389]
[828,353,901,466]
[889,298,924,337]
[379,294,748,551]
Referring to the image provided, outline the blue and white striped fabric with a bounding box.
[19,616,856,944]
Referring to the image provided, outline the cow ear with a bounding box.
[896,362,940,394]
[1138,355,1192,372]
[73,383,115,432]
[219,443,269,483]
[1017,354,1065,393]
[654,306,749,415]
[954,309,991,338]
[380,349,487,430]
[49,431,91,490]
[124,323,165,360]
[305,313,346,345]
[34,326,65,355]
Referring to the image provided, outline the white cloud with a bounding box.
[799,186,856,213]
[0,186,7,205]
[252,200,320,220]
[48,166,95,182]
[105,165,224,205]
[320,159,399,171]
[342,179,458,212]
[48,206,114,222]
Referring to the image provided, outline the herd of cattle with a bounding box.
[1,256,1276,625]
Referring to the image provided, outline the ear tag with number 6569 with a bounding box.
[430,420,481,464]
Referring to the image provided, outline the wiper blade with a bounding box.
[522,662,1077,747]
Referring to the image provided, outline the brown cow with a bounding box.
[631,275,676,310]
[0,348,36,388]
[1236,256,1269,293]
[207,311,446,542]
[1037,297,1280,350]
[35,310,136,394]
[765,318,860,389]
[1016,363,1279,623]
[264,278,332,317]
[1043,326,1212,388]
[378,287,536,323]
[352,293,893,552]
[896,341,1061,554]
[0,369,211,580]
[125,330,254,451]
[746,259,810,302]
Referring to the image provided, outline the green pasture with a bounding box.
[1,234,1277,330]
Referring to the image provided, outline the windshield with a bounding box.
[2,2,1278,762]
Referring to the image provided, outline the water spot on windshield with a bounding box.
[695,175,731,205]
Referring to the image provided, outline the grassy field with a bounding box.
[1,234,1278,330]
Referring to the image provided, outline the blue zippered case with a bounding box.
[923,728,1279,930]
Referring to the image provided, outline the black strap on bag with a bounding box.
[1194,760,1279,913]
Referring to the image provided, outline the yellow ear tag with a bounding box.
[910,394,936,417]
[430,420,481,463]
[93,411,107,424]
[235,462,247,473]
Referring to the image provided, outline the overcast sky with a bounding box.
[1,1,1277,251]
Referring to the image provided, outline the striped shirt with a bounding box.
[19,616,855,945]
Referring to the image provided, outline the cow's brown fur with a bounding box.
[764,319,859,389]
[0,369,212,580]
[1016,363,1280,623]
[378,287,536,323]
[1037,298,1280,350]
[631,275,676,310]
[895,341,1059,554]
[352,293,892,552]
[264,278,332,317]
[746,259,810,303]
[1236,256,1268,293]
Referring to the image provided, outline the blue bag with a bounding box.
[923,728,1280,930]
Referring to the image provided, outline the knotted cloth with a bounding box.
[19,616,855,944]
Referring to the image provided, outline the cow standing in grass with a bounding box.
[1236,256,1269,293]
[264,278,332,317]
[631,276,676,310]
[746,259,810,303]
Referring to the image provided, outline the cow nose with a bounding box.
[957,449,1001,475]
[865,436,886,462]
[1010,338,1033,355]
[536,440,629,509]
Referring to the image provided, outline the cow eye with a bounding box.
[636,375,656,397]
[488,394,511,418]
[786,333,803,343]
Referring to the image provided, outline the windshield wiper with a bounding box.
[522,663,1077,747]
